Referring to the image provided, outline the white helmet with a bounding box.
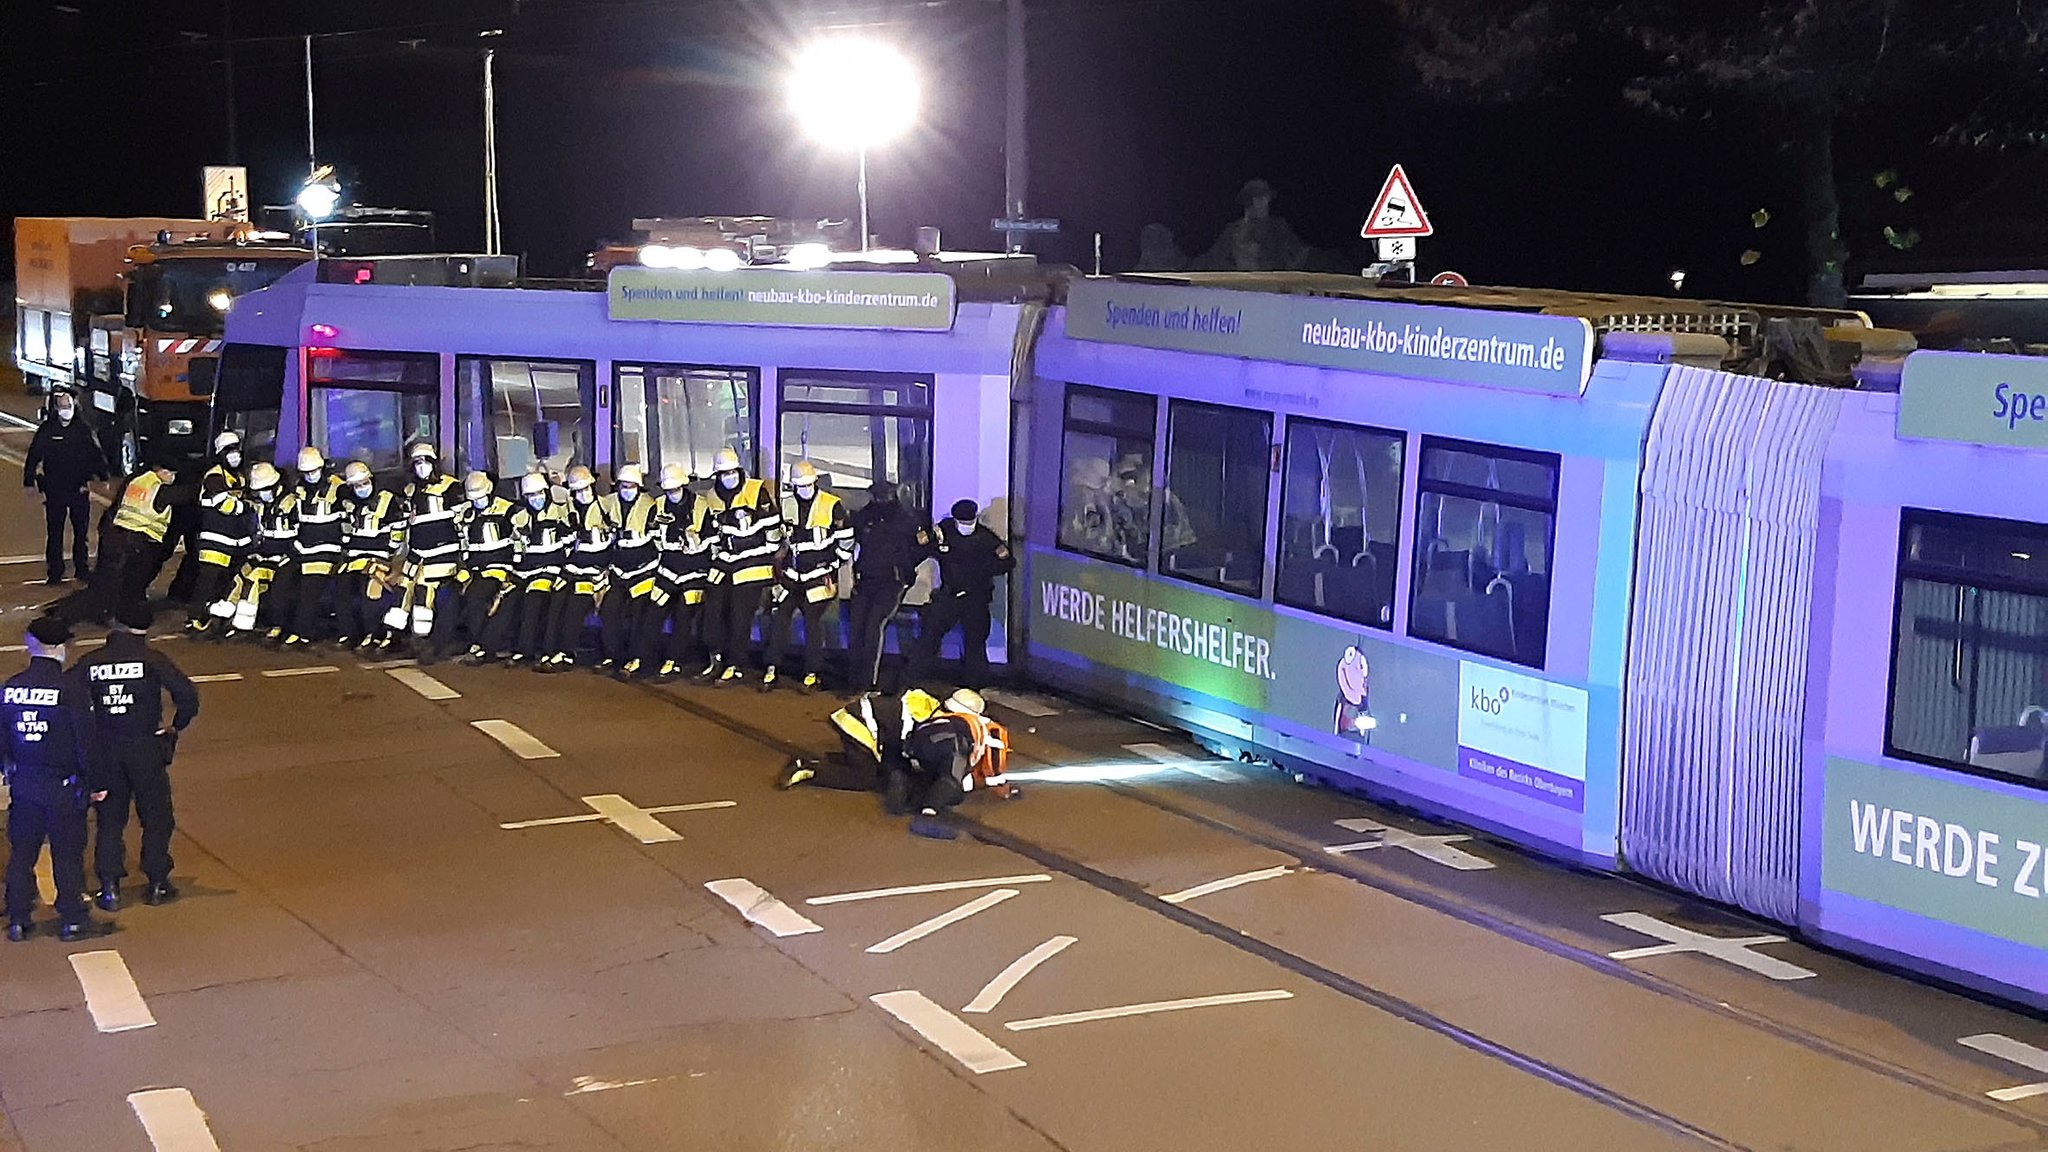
[341,461,373,487]
[564,465,596,492]
[658,463,689,492]
[790,459,820,487]
[945,688,985,716]
[408,441,438,462]
[519,471,551,498]
[296,446,325,472]
[616,463,645,488]
[711,447,742,474]
[213,431,242,456]
[463,471,493,500]
[246,461,281,491]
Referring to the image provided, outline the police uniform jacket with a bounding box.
[932,522,1015,601]
[1,656,108,805]
[82,631,199,745]
[23,419,107,495]
[850,500,935,588]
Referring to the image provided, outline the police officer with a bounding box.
[913,499,1015,688]
[599,464,662,676]
[280,446,347,647]
[220,462,291,640]
[763,460,853,693]
[394,442,463,649]
[3,617,109,941]
[546,465,613,671]
[777,687,944,793]
[22,390,108,586]
[439,471,517,665]
[85,603,198,910]
[699,448,782,686]
[186,433,249,637]
[485,471,571,667]
[846,483,935,694]
[336,460,404,651]
[634,464,710,682]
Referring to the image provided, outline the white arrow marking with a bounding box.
[806,874,1052,906]
[1160,865,1295,905]
[964,935,1076,1014]
[1005,989,1295,1031]
[867,889,1020,954]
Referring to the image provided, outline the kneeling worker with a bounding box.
[85,603,199,910]
[779,687,945,793]
[896,689,1016,839]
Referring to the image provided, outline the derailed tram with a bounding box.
[217,260,2048,1011]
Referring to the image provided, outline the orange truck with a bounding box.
[13,217,312,471]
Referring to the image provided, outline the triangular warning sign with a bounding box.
[1362,164,1433,239]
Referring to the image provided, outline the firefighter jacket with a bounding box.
[651,493,712,606]
[704,476,782,586]
[287,475,349,574]
[511,500,573,588]
[343,489,404,569]
[247,491,298,567]
[605,492,664,595]
[779,491,853,603]
[402,474,464,579]
[195,463,250,564]
[828,688,943,764]
[82,630,199,743]
[931,521,1015,601]
[565,496,616,594]
[1,656,109,807]
[456,496,519,577]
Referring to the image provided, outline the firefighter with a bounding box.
[335,461,405,651]
[85,603,198,911]
[599,464,663,677]
[544,465,613,671]
[912,499,1015,688]
[441,471,517,665]
[893,688,1015,839]
[279,446,347,647]
[220,462,293,641]
[482,471,571,666]
[698,448,782,686]
[23,389,108,586]
[635,464,711,682]
[392,442,463,650]
[3,616,110,942]
[186,433,249,638]
[846,483,935,694]
[763,460,853,693]
[777,687,944,793]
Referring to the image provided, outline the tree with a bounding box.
[1393,0,2048,306]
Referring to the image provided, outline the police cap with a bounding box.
[27,616,72,646]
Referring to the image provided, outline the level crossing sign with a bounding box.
[1362,164,1433,239]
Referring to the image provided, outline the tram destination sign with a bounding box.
[1897,350,2048,451]
[1065,279,1594,396]
[608,267,956,331]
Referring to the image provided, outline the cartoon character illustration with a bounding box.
[1334,644,1376,742]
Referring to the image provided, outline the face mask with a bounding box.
[54,406,74,424]
[573,488,594,505]
[619,484,640,502]
[257,488,277,503]
[471,496,490,510]
[717,470,740,491]
[526,494,547,511]
[302,470,322,486]
[224,450,243,469]
[352,483,373,499]
[955,519,976,534]
[794,483,816,500]
[413,460,434,480]
[665,489,685,504]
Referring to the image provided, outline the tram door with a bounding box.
[612,363,755,482]
[775,373,932,514]
[454,356,596,489]
[306,349,439,483]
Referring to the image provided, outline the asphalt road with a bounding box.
[0,398,2046,1151]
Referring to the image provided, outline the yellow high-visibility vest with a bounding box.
[112,472,172,543]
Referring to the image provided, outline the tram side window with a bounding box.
[615,364,754,481]
[1887,511,2048,788]
[307,350,439,478]
[1276,419,1405,627]
[1160,401,1272,595]
[778,374,932,514]
[1408,438,1557,669]
[212,343,287,461]
[1057,386,1157,566]
[456,356,593,482]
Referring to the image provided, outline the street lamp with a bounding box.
[788,38,920,252]
[297,165,341,253]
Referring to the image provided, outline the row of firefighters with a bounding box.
[129,432,1017,691]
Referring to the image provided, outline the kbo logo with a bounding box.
[1470,685,1510,716]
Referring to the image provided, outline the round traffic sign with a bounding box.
[1431,271,1469,287]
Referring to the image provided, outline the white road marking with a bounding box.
[1004,989,1296,1032]
[1160,865,1295,905]
[0,411,37,430]
[806,873,1053,906]
[704,878,823,937]
[870,990,1027,1074]
[127,1088,222,1152]
[387,667,459,700]
[1960,1034,2048,1101]
[1601,912,1818,981]
[472,719,559,758]
[359,658,418,670]
[260,665,338,678]
[1327,817,1496,870]
[69,950,156,1032]
[0,636,105,654]
[963,935,1076,1014]
[499,796,734,842]
[188,673,242,684]
[982,689,1058,717]
[0,555,50,565]
[564,1075,674,1096]
[1124,741,1235,783]
[867,889,1020,955]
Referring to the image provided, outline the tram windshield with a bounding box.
[306,350,439,478]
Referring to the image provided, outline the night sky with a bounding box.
[3,0,2043,301]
